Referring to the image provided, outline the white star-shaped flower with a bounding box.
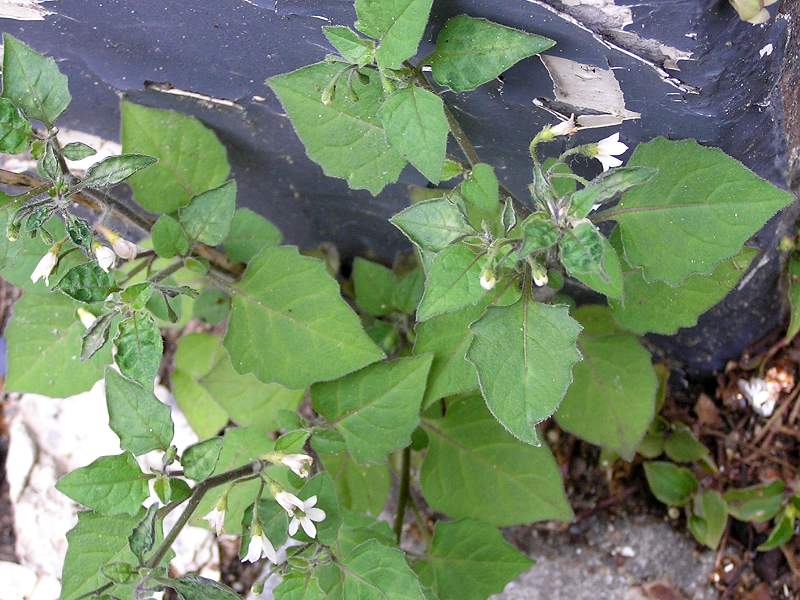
[274,490,304,516]
[593,133,628,171]
[280,454,313,478]
[93,244,116,272]
[287,495,327,539]
[242,525,278,564]
[30,248,58,286]
[203,506,226,536]
[549,115,578,137]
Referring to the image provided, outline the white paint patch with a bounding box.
[540,55,640,128]
[144,81,245,111]
[0,0,53,21]
[760,43,774,58]
[562,0,632,29]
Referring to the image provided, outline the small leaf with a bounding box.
[323,26,375,66]
[128,504,158,564]
[120,282,153,311]
[785,256,800,343]
[179,180,237,245]
[101,562,138,584]
[515,212,559,258]
[568,166,657,219]
[65,215,93,250]
[643,461,698,507]
[224,208,282,264]
[193,288,231,325]
[559,221,603,278]
[568,234,623,299]
[79,154,157,189]
[1,33,71,125]
[152,214,190,259]
[723,481,785,523]
[352,257,397,316]
[687,489,728,550]
[168,575,241,600]
[757,509,795,551]
[105,367,174,455]
[56,452,149,515]
[460,163,501,232]
[62,141,97,160]
[182,437,224,481]
[354,0,433,69]
[379,85,448,183]
[0,97,32,154]
[390,196,474,253]
[56,262,115,304]
[664,423,714,467]
[416,244,491,321]
[81,311,117,361]
[114,313,163,387]
[428,16,555,92]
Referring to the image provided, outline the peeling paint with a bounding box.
[539,55,640,128]
[0,0,53,21]
[144,81,245,111]
[760,43,774,57]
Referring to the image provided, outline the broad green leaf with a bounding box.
[152,215,190,258]
[193,288,230,325]
[379,85,448,183]
[414,302,486,408]
[610,237,757,335]
[559,220,603,277]
[567,233,623,300]
[0,97,32,153]
[613,137,793,285]
[664,423,714,467]
[179,180,237,245]
[785,257,800,343]
[62,141,96,160]
[568,166,657,219]
[224,208,282,264]
[687,490,727,550]
[268,62,405,194]
[335,511,395,556]
[460,163,500,232]
[1,33,71,125]
[182,437,223,481]
[323,26,375,66]
[416,244,490,321]
[105,368,174,455]
[643,461,698,507]
[56,452,149,515]
[128,504,158,563]
[393,268,424,313]
[317,451,390,515]
[555,305,656,460]
[225,245,384,389]
[515,213,559,259]
[416,519,533,600]
[467,297,582,445]
[274,572,326,600]
[757,510,795,551]
[335,539,427,599]
[390,196,474,252]
[78,154,157,190]
[168,576,241,600]
[114,313,163,387]
[723,481,785,523]
[121,101,230,213]
[352,257,397,316]
[428,16,555,92]
[421,397,572,525]
[55,262,115,304]
[354,0,433,69]
[312,354,433,464]
[6,291,111,396]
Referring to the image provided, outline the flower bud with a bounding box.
[6,220,20,242]
[479,268,497,290]
[531,260,549,287]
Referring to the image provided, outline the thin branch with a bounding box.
[393,447,411,543]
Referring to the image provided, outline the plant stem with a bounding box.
[149,260,184,284]
[393,446,411,544]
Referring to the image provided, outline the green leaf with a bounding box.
[295,472,342,545]
[335,510,395,556]
[515,212,559,258]
[225,245,384,389]
[723,481,785,523]
[56,452,149,515]
[568,166,657,219]
[555,305,657,460]
[179,180,237,245]
[421,397,572,525]
[121,101,230,213]
[335,539,427,599]
[460,163,501,232]
[379,85,448,183]
[268,62,405,194]
[193,288,230,325]
[352,257,397,316]
[643,461,698,507]
[274,572,326,600]
[81,311,117,361]
[317,450,390,515]
[182,437,224,481]
[467,297,582,446]
[354,0,433,69]
[101,562,138,585]
[428,16,555,92]
[687,490,727,550]
[6,291,112,396]
[224,208,282,264]
[757,509,795,551]
[610,235,757,335]
[323,26,375,66]
[613,137,793,285]
[168,575,241,600]
[128,504,158,564]
[54,262,115,304]
[114,312,163,387]
[390,196,474,253]
[559,221,603,278]
[79,154,157,190]
[417,244,492,321]
[312,354,433,464]
[1,33,71,125]
[414,302,486,408]
[62,141,96,160]
[105,367,174,454]
[664,423,713,467]
[567,233,623,300]
[415,519,533,600]
[152,214,190,259]
[239,499,289,560]
[0,97,32,153]
[785,257,800,343]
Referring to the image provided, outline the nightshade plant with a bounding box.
[0,1,795,598]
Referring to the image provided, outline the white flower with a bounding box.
[287,495,327,539]
[280,454,313,478]
[77,308,97,329]
[274,490,304,516]
[479,268,496,290]
[531,262,549,287]
[93,244,116,272]
[549,115,578,137]
[593,133,628,171]
[242,525,278,564]
[112,237,138,260]
[738,377,779,417]
[203,506,226,536]
[30,247,58,286]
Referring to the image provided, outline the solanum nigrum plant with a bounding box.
[0,0,794,598]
